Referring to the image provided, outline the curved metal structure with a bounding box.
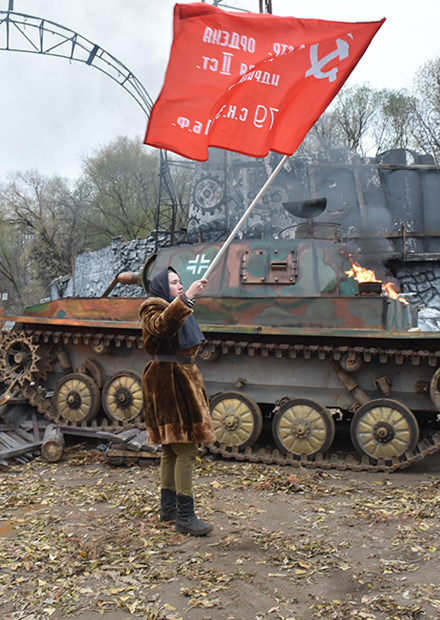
[0,9,189,243]
[0,10,153,115]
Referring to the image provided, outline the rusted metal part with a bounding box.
[101,271,142,298]
[374,375,392,396]
[0,373,23,404]
[333,363,370,407]
[22,297,144,323]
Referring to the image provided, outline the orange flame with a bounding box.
[382,281,403,301]
[345,260,379,283]
[345,254,408,305]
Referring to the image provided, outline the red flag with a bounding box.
[144,3,385,162]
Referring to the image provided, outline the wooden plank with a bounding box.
[9,431,29,445]
[0,441,42,460]
[114,428,142,442]
[58,425,148,445]
[0,431,23,449]
[21,419,50,432]
[124,439,158,453]
[0,403,34,426]
[0,431,36,461]
[31,409,40,442]
[58,426,123,442]
[14,426,36,443]
[135,430,147,443]
[0,424,16,432]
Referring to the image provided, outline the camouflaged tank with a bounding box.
[1,199,440,472]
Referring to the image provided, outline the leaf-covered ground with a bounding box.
[1,445,440,620]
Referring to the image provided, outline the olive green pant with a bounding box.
[161,442,198,497]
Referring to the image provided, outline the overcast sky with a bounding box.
[0,0,439,181]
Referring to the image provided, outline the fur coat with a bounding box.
[139,296,216,446]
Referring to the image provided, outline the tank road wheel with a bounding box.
[210,391,263,449]
[272,398,335,458]
[102,371,143,422]
[429,367,440,411]
[53,373,100,423]
[350,399,419,463]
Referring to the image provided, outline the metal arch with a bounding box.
[0,10,153,115]
[0,10,191,248]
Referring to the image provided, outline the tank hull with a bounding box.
[1,234,440,471]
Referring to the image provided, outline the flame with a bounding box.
[345,254,408,305]
[345,260,379,283]
[382,281,408,304]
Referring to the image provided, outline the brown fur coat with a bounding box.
[139,296,216,446]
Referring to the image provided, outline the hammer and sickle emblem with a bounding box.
[305,38,350,83]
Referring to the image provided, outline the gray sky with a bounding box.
[0,0,439,181]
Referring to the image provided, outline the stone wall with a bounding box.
[396,262,440,309]
[52,232,180,300]
[395,262,440,330]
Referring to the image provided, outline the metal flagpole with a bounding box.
[203,154,289,280]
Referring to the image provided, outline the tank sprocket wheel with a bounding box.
[210,391,263,449]
[0,332,46,385]
[53,372,100,423]
[272,398,335,458]
[350,399,420,463]
[102,371,143,422]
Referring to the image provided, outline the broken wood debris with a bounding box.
[41,424,65,463]
[0,403,43,466]
[0,440,42,464]
[0,401,159,467]
[57,425,160,466]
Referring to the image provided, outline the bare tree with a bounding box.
[332,84,379,156]
[80,136,160,247]
[411,56,440,160]
[299,84,418,159]
[372,89,417,154]
[0,171,90,308]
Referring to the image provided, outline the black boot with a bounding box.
[176,494,213,536]
[160,488,177,522]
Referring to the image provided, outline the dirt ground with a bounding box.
[1,444,440,620]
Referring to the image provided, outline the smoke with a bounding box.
[187,147,440,284]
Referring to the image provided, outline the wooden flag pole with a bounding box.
[203,154,289,280]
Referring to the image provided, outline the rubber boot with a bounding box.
[160,488,177,522]
[175,494,213,536]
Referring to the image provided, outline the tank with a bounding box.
[1,199,440,472]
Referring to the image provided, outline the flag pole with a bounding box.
[203,154,289,280]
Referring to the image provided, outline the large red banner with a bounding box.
[144,3,385,162]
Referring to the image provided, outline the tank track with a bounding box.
[3,328,440,472]
[208,435,440,473]
[202,338,440,472]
